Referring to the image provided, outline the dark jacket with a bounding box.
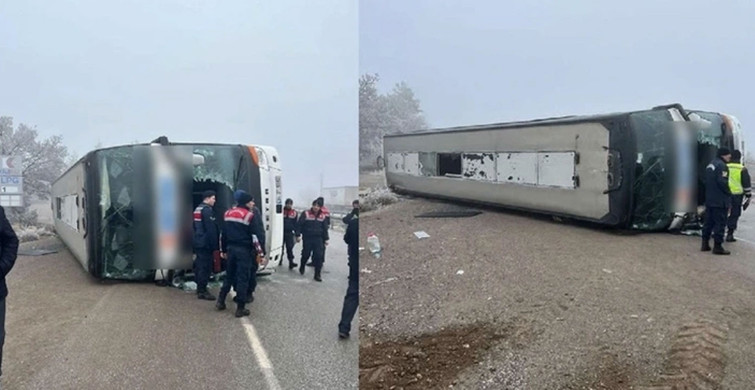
[283,208,298,236]
[192,202,219,251]
[705,157,732,208]
[220,206,266,254]
[344,213,359,281]
[296,209,329,241]
[742,167,752,198]
[343,213,358,247]
[0,206,19,299]
[342,208,358,225]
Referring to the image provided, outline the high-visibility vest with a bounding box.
[728,162,745,195]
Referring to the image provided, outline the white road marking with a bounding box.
[230,291,282,390]
[733,236,755,246]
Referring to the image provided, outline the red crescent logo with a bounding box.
[5,158,13,169]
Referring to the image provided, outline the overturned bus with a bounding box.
[383,104,743,232]
[51,137,284,280]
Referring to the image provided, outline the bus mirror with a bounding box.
[192,154,205,166]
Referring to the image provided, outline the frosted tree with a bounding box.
[0,116,71,225]
[359,73,428,171]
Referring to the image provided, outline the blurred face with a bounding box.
[246,200,255,209]
[285,202,293,209]
[312,204,321,213]
[205,196,216,206]
[723,154,732,163]
[352,202,359,209]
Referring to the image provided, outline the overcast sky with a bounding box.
[361,0,755,152]
[0,0,357,205]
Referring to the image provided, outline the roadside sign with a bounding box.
[0,195,23,208]
[0,176,23,194]
[0,156,22,176]
[0,156,24,207]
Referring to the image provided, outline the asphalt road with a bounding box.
[3,232,357,389]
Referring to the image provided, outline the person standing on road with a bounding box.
[192,190,219,301]
[216,190,266,318]
[244,198,266,304]
[296,199,329,282]
[342,200,359,269]
[0,206,18,382]
[282,198,299,270]
[726,150,752,242]
[307,197,330,268]
[338,200,359,339]
[702,148,733,255]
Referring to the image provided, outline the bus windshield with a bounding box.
[629,110,675,230]
[95,144,252,280]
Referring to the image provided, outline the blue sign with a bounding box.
[0,176,21,185]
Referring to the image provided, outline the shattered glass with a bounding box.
[419,152,436,176]
[95,144,246,280]
[97,146,152,280]
[192,146,239,189]
[629,110,675,231]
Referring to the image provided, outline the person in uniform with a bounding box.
[244,198,266,304]
[702,148,733,255]
[282,198,298,270]
[0,206,18,382]
[726,150,752,242]
[216,190,266,317]
[338,200,359,339]
[296,199,329,282]
[307,197,330,267]
[192,190,219,300]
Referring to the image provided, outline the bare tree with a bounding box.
[359,73,428,171]
[0,117,70,225]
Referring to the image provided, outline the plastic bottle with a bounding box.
[367,233,381,258]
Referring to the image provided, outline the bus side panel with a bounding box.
[255,146,283,269]
[384,121,616,224]
[51,157,91,274]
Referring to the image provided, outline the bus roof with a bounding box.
[384,104,686,138]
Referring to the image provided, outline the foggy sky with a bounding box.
[0,0,357,206]
[360,0,755,152]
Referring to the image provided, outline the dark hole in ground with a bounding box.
[359,323,505,389]
[415,211,483,218]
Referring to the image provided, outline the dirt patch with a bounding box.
[359,322,506,389]
[641,319,729,390]
[561,351,634,390]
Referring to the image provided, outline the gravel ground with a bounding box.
[359,197,755,389]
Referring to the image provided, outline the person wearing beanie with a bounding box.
[217,190,267,317]
[282,199,299,270]
[192,190,219,300]
[725,150,752,242]
[295,199,329,282]
[702,148,733,255]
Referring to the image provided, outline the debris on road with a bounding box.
[456,270,465,275]
[602,269,613,274]
[414,231,430,239]
[170,271,225,292]
[17,248,59,256]
[367,233,382,258]
[415,210,482,218]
